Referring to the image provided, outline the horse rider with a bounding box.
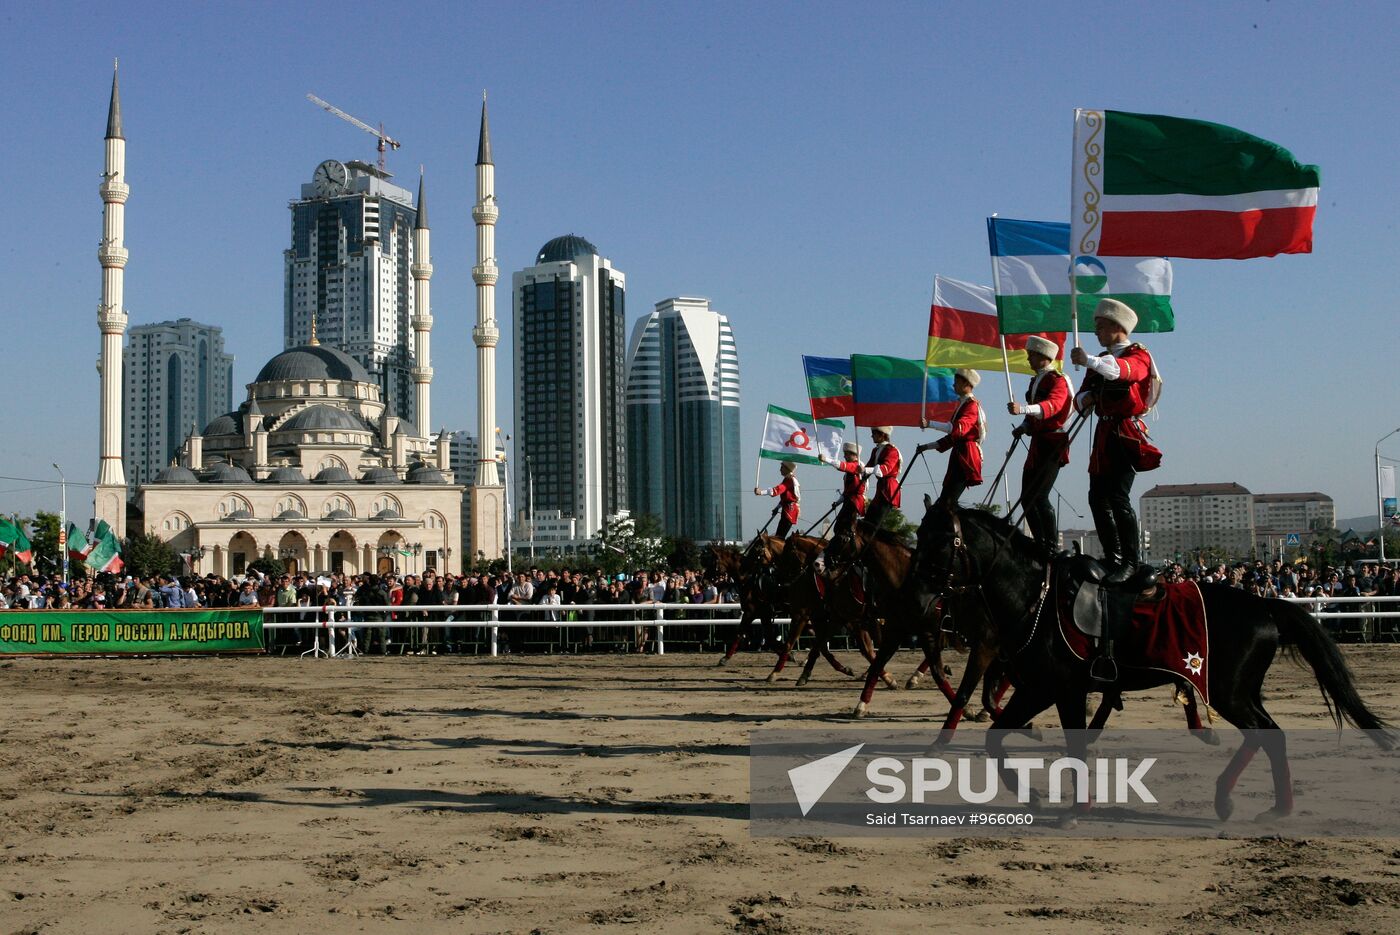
[861,426,901,531]
[1070,298,1163,682]
[927,368,986,512]
[817,440,867,537]
[1007,335,1073,553]
[755,460,800,538]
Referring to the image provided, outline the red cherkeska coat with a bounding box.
[1081,344,1156,475]
[833,460,868,515]
[866,442,902,508]
[1024,369,1072,473]
[766,475,800,524]
[933,396,984,486]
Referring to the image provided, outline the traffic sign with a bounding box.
[1285,533,1302,546]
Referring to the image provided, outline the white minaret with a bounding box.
[94,62,129,537]
[411,172,434,436]
[469,93,506,560]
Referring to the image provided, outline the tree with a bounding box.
[123,528,180,579]
[667,536,700,572]
[27,512,61,575]
[247,557,286,579]
[592,514,669,574]
[878,506,918,541]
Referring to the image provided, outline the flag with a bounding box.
[851,355,958,427]
[802,356,854,419]
[760,405,844,465]
[0,517,32,565]
[988,217,1175,334]
[66,522,92,564]
[1071,109,1319,259]
[928,275,1065,374]
[84,519,124,574]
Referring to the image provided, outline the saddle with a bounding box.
[1058,555,1162,640]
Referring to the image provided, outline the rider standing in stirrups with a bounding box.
[926,368,986,512]
[1007,335,1073,554]
[860,426,901,531]
[818,440,867,537]
[755,460,800,538]
[1070,298,1163,682]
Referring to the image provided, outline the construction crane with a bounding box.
[306,93,401,174]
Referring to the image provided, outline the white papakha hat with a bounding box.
[842,441,860,456]
[1094,297,1138,334]
[1025,335,1058,360]
[872,425,893,439]
[954,368,981,388]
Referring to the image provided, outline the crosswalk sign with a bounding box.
[1285,533,1301,546]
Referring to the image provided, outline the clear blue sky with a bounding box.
[3,1,1398,536]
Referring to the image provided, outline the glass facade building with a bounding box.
[124,319,234,491]
[625,298,741,542]
[512,236,628,542]
[284,161,420,423]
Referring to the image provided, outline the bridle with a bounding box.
[916,509,1052,659]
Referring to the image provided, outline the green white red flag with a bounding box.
[0,517,33,565]
[84,519,124,574]
[66,522,92,564]
[1071,109,1319,259]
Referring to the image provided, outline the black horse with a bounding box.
[895,504,1393,823]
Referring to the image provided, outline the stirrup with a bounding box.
[1089,648,1119,684]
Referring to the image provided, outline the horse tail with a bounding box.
[1273,599,1395,749]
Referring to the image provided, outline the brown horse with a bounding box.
[713,534,792,665]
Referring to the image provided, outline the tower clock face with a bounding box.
[312,160,349,197]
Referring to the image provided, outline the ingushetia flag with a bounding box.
[760,404,844,465]
[1072,109,1319,259]
[989,217,1174,334]
[928,275,1065,374]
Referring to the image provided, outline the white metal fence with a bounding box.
[263,594,1400,657]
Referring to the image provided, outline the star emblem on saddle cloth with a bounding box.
[1182,652,1204,675]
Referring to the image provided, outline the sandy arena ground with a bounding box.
[4,644,1400,934]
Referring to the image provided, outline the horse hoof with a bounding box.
[1023,726,1044,742]
[927,731,954,751]
[1254,805,1292,823]
[882,678,900,691]
[1195,728,1221,747]
[1057,812,1079,830]
[850,703,868,719]
[969,709,992,723]
[795,675,810,688]
[1215,794,1234,822]
[905,675,923,690]
[716,656,731,667]
[840,667,856,678]
[764,671,779,683]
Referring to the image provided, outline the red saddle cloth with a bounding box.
[1058,580,1210,706]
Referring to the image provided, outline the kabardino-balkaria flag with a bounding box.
[760,405,844,465]
[1071,109,1319,259]
[988,217,1174,334]
[928,275,1065,374]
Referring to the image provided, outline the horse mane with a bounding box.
[856,522,914,551]
[953,507,1044,563]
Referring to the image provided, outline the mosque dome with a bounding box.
[280,404,372,433]
[536,234,598,264]
[405,462,449,485]
[263,465,308,484]
[324,509,353,521]
[203,411,242,437]
[359,466,401,485]
[254,345,372,384]
[152,464,199,485]
[202,462,253,484]
[312,466,356,484]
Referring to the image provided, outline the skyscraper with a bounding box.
[284,160,428,428]
[124,319,233,490]
[512,234,627,541]
[625,297,741,542]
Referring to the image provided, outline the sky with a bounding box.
[2,0,1398,539]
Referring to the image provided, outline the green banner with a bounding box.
[0,609,264,655]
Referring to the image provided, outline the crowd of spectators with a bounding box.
[0,565,744,654]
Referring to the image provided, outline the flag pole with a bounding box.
[987,216,1015,405]
[1069,111,1083,370]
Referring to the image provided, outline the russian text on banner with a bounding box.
[0,609,265,655]
[928,275,1064,374]
[802,356,855,420]
[851,355,957,426]
[1071,110,1319,260]
[761,404,844,465]
[988,217,1174,334]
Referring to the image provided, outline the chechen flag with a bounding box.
[927,275,1064,376]
[1071,109,1319,259]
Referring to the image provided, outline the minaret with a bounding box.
[410,171,434,436]
[94,62,129,537]
[469,92,506,560]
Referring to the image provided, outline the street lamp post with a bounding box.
[52,463,67,584]
[1377,428,1400,565]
